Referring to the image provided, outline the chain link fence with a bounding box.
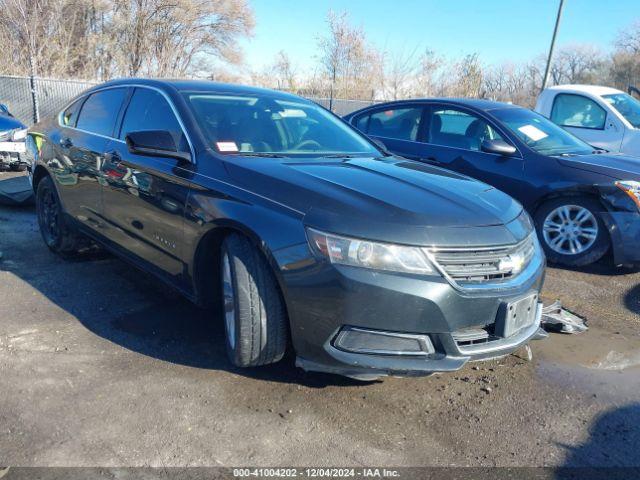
[0,75,374,126]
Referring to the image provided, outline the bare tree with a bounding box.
[317,10,382,100]
[549,44,604,85]
[383,46,420,100]
[0,0,254,79]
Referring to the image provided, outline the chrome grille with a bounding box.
[427,234,536,286]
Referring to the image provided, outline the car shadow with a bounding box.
[0,209,372,388]
[623,284,640,316]
[548,253,640,277]
[555,403,640,479]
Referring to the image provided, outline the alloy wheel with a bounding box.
[222,252,236,347]
[542,204,598,255]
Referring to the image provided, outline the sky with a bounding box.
[237,0,639,74]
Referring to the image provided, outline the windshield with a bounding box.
[183,93,380,157]
[602,93,640,128]
[491,108,594,156]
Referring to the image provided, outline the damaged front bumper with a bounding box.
[280,240,546,381]
[296,304,547,381]
[601,210,640,266]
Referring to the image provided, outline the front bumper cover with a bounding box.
[296,304,547,380]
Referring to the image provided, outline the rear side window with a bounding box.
[119,88,186,150]
[60,99,83,127]
[366,107,422,141]
[550,93,606,130]
[76,88,127,137]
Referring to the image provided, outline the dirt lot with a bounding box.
[1,171,639,468]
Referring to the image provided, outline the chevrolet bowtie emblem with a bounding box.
[498,253,525,273]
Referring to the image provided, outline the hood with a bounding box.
[224,156,528,247]
[557,153,640,181]
[0,114,26,132]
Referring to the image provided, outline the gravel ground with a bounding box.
[1,171,639,468]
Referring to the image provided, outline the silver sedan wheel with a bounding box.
[222,253,236,347]
[542,204,598,255]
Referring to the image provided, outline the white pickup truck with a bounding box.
[536,84,640,157]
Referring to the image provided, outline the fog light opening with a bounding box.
[333,327,435,356]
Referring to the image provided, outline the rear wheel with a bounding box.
[534,196,610,267]
[36,176,81,256]
[220,234,288,367]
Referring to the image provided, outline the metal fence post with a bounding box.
[29,74,40,124]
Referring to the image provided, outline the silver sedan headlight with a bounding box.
[306,228,434,274]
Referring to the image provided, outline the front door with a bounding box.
[417,105,526,201]
[101,87,192,281]
[549,93,624,152]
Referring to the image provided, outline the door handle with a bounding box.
[59,137,73,148]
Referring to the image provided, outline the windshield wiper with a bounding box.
[231,152,286,158]
[321,154,360,158]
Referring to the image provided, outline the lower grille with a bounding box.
[427,234,536,286]
[452,326,500,347]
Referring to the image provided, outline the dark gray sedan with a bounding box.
[28,79,545,380]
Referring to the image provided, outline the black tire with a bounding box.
[220,233,288,367]
[36,176,81,256]
[534,196,610,267]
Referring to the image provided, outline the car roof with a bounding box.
[346,98,521,117]
[86,78,303,101]
[545,84,625,96]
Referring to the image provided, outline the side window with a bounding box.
[550,94,606,130]
[76,88,127,137]
[119,88,186,150]
[367,107,422,141]
[428,107,504,151]
[60,99,83,127]
[353,114,370,132]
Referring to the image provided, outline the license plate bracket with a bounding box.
[495,293,538,338]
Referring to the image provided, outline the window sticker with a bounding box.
[518,124,548,141]
[216,141,238,152]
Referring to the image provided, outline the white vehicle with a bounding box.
[536,84,640,156]
[0,103,28,171]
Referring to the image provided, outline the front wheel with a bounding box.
[220,234,288,367]
[534,197,610,267]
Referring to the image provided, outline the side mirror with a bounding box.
[0,104,11,115]
[125,130,191,162]
[480,139,517,156]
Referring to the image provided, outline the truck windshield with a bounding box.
[602,93,640,128]
[183,92,380,157]
[492,108,593,156]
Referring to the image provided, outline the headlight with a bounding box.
[0,130,10,141]
[615,180,640,210]
[11,128,28,141]
[306,228,434,274]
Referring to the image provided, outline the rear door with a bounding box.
[549,93,624,152]
[351,104,427,160]
[416,104,526,200]
[101,86,193,280]
[51,88,128,231]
